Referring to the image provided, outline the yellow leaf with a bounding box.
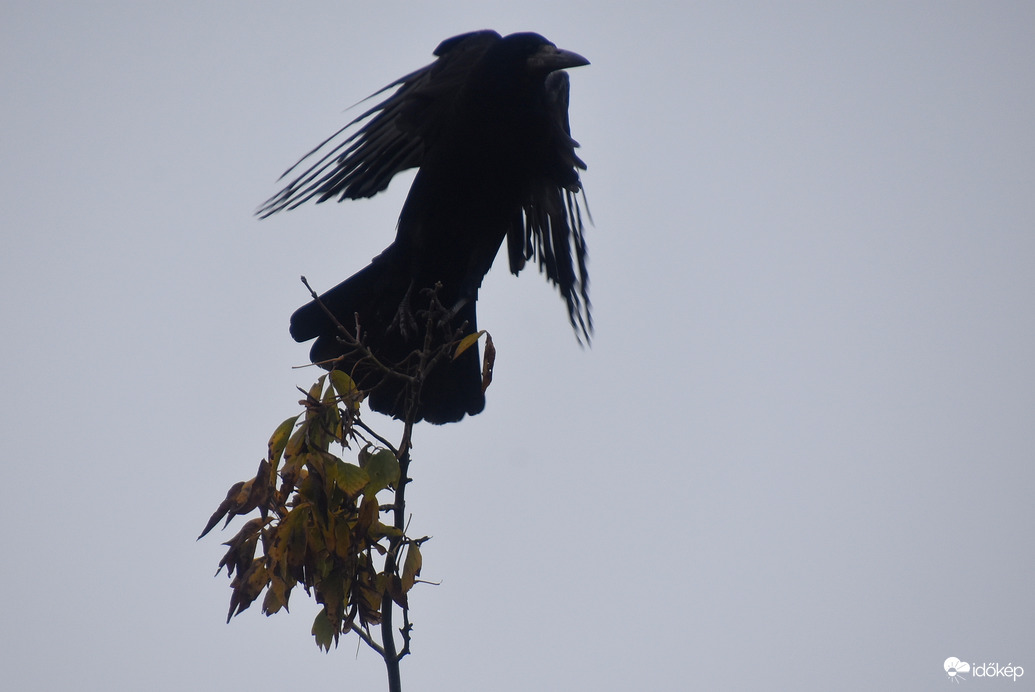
[453,330,486,359]
[267,416,299,466]
[306,376,326,404]
[329,369,363,410]
[401,544,422,593]
[369,522,403,540]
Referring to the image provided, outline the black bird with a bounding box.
[259,31,591,424]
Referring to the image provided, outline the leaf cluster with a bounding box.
[199,372,423,651]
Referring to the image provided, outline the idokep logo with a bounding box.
[945,657,970,682]
[944,657,1025,683]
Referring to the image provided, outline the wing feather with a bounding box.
[507,70,592,340]
[257,31,501,217]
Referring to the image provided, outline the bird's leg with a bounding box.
[412,285,471,341]
[443,295,470,324]
[389,279,420,340]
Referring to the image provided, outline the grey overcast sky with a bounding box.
[2,2,1033,690]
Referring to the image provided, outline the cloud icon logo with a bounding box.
[944,657,971,682]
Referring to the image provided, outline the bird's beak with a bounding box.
[527,44,590,72]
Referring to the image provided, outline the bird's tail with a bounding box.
[289,259,392,348]
[289,253,485,424]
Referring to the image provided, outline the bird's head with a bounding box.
[474,32,587,81]
[512,33,589,74]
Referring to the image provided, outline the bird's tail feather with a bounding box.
[289,256,485,424]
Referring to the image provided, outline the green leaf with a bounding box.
[312,608,336,651]
[357,444,373,468]
[363,449,400,496]
[326,457,369,498]
[268,416,299,467]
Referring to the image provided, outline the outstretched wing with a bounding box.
[508,70,592,341]
[257,30,501,217]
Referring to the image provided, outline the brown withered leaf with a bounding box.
[332,517,353,560]
[282,505,310,573]
[216,517,265,578]
[198,481,245,540]
[481,332,495,393]
[227,558,269,622]
[263,574,292,616]
[250,458,274,519]
[387,574,408,609]
[355,494,379,539]
[198,459,276,540]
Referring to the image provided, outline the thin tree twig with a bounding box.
[350,623,385,657]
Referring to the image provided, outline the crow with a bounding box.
[259,31,590,424]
